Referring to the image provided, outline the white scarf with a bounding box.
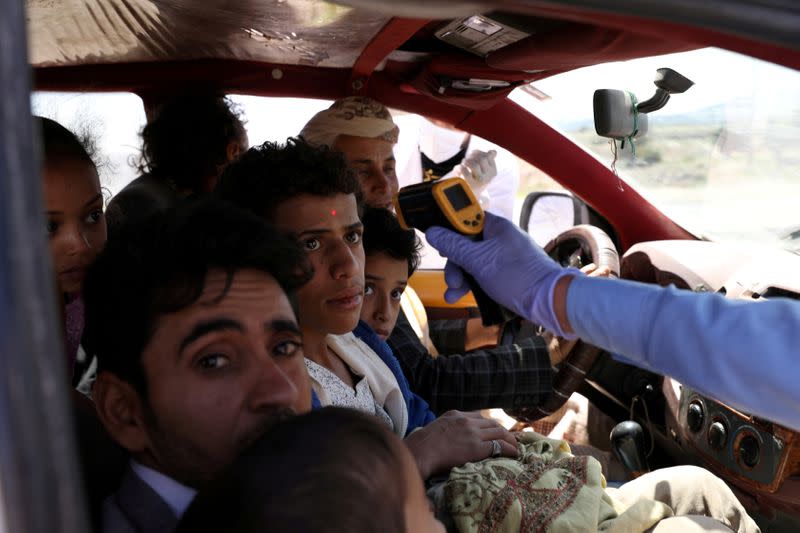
[311,333,409,436]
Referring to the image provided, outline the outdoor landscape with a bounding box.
[517,109,800,253]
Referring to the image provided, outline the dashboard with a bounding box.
[677,386,791,491]
[618,240,800,515]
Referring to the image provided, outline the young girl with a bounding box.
[38,117,107,376]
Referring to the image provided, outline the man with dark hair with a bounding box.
[84,199,313,532]
[216,137,521,483]
[105,92,248,235]
[214,135,360,220]
[300,97,555,414]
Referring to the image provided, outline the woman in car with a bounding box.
[38,116,107,378]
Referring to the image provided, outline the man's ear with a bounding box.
[92,372,151,454]
[226,139,243,163]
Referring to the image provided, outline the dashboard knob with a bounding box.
[687,401,704,432]
[739,434,760,468]
[708,421,728,450]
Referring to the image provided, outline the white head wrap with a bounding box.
[300,96,399,148]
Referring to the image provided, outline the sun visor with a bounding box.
[485,23,699,72]
[27,0,391,68]
[405,53,533,109]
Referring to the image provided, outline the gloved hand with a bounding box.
[425,212,581,339]
[454,150,497,194]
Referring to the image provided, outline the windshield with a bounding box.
[511,48,800,253]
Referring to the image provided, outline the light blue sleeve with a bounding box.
[566,275,800,431]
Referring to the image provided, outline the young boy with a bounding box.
[360,207,422,342]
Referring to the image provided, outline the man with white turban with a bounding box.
[301,97,401,209]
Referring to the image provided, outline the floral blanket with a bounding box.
[444,433,672,533]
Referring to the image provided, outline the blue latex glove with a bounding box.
[426,212,581,339]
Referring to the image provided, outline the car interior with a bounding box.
[3,0,800,531]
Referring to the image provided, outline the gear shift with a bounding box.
[610,420,649,478]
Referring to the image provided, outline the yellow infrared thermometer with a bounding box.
[393,178,509,326]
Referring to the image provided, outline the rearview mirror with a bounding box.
[594,68,694,139]
[593,89,649,139]
[519,192,589,246]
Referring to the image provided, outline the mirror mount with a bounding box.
[636,68,695,114]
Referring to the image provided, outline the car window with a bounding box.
[31,92,147,197]
[228,95,333,146]
[511,47,800,253]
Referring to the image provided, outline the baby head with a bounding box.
[177,407,443,533]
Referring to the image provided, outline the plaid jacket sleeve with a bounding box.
[428,318,468,353]
[387,310,554,414]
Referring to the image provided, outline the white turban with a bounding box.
[300,96,399,148]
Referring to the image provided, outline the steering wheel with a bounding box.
[505,224,620,423]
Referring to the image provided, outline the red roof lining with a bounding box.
[34,61,353,99]
[496,4,800,71]
[349,18,432,94]
[487,22,699,72]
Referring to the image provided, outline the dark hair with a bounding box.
[82,198,312,395]
[215,137,361,223]
[362,207,422,276]
[35,116,95,168]
[138,92,246,191]
[176,408,407,533]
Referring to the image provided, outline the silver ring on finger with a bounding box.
[490,439,502,458]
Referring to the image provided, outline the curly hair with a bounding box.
[36,116,96,168]
[82,198,312,395]
[138,92,246,191]
[361,207,422,276]
[215,137,361,223]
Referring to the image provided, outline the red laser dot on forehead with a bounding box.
[330,210,337,216]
